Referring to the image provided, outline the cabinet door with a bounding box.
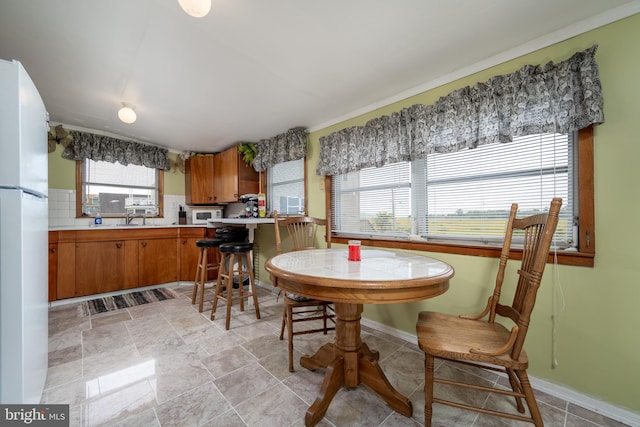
[179,237,201,282]
[56,242,76,299]
[213,147,238,203]
[75,241,125,296]
[139,238,178,286]
[48,243,57,301]
[186,156,215,204]
[178,227,206,281]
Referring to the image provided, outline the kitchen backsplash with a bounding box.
[48,189,187,228]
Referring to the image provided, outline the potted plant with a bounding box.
[237,142,257,166]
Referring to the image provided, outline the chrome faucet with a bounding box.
[125,212,146,225]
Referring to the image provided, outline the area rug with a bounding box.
[78,288,178,316]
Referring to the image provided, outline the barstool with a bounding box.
[211,242,261,330]
[191,238,224,312]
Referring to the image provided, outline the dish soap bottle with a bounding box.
[258,193,266,218]
[94,212,102,226]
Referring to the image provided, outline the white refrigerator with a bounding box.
[0,59,49,404]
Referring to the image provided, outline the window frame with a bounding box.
[325,126,595,267]
[75,160,164,218]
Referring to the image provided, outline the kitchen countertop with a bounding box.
[48,224,206,231]
[207,217,276,243]
[49,218,277,233]
[208,218,275,225]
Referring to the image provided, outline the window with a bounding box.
[330,127,594,266]
[268,158,306,215]
[77,160,163,217]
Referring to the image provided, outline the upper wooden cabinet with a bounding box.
[185,155,215,205]
[213,146,259,203]
[186,148,259,205]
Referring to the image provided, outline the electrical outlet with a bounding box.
[319,180,325,191]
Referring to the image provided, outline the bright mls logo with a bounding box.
[1,405,69,426]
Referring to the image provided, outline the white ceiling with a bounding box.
[1,0,638,153]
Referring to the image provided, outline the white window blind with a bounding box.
[331,133,575,248]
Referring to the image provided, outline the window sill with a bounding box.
[331,236,594,267]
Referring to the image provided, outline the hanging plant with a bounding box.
[47,125,73,153]
[238,142,257,166]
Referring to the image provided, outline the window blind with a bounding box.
[331,133,575,248]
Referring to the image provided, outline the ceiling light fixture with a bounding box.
[178,0,211,18]
[118,103,137,124]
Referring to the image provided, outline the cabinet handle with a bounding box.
[141,242,147,248]
[182,240,187,245]
[115,243,122,248]
[49,248,56,253]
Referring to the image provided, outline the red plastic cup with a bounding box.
[348,240,361,261]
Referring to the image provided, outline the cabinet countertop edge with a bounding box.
[49,224,207,231]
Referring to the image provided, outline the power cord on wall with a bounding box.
[551,245,566,369]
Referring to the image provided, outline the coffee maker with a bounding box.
[240,194,259,218]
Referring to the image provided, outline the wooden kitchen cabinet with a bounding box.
[75,240,126,296]
[185,148,259,204]
[138,238,178,286]
[213,146,259,203]
[56,231,77,299]
[185,155,215,204]
[49,227,187,300]
[48,238,58,302]
[178,227,207,282]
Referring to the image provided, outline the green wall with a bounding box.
[297,14,640,414]
[48,144,75,189]
[164,152,186,195]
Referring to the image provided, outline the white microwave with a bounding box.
[192,207,223,224]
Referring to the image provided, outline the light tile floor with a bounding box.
[44,285,629,427]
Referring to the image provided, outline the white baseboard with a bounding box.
[360,317,640,427]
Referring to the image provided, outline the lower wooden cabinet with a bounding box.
[139,238,178,286]
[56,236,77,300]
[75,240,126,296]
[49,227,206,300]
[48,241,58,302]
[179,228,206,282]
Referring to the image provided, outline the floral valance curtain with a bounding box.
[62,130,171,170]
[317,45,604,176]
[252,126,308,172]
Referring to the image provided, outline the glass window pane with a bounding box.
[269,159,305,215]
[83,160,159,216]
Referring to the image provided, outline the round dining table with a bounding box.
[264,248,455,426]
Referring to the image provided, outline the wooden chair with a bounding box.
[273,210,335,372]
[416,197,562,427]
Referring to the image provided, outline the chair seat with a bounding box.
[285,291,313,302]
[196,238,225,248]
[416,311,529,369]
[219,242,253,253]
